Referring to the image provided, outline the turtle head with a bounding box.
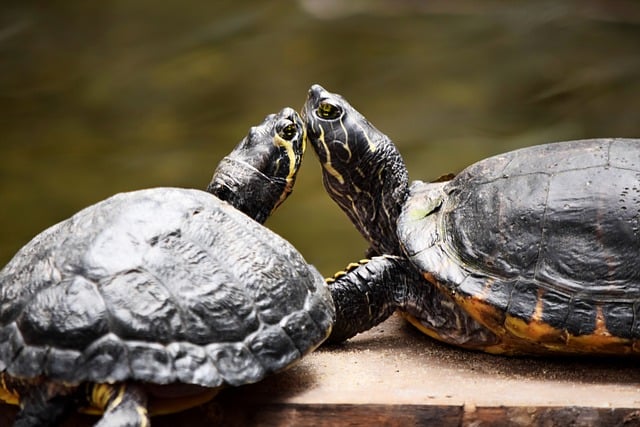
[208,107,305,224]
[303,84,409,255]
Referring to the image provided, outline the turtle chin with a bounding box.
[208,161,285,224]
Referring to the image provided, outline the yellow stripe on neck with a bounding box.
[317,126,345,184]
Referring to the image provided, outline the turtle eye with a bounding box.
[278,121,298,141]
[317,102,342,120]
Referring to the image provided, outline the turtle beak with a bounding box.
[307,84,326,104]
[280,106,301,125]
[303,84,328,117]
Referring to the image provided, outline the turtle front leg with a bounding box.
[90,383,149,427]
[325,255,421,344]
[326,255,501,349]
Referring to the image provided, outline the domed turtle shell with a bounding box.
[399,138,640,351]
[0,188,333,388]
[0,107,334,423]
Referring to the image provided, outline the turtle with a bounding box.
[0,107,335,427]
[302,83,640,356]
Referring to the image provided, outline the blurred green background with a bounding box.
[1,0,639,275]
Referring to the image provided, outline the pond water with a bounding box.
[1,0,640,275]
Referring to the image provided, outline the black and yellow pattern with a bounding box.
[303,84,640,356]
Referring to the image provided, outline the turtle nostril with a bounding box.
[281,107,297,120]
[308,84,327,103]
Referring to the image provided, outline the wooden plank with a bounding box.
[2,314,640,426]
[462,406,640,427]
[3,402,640,426]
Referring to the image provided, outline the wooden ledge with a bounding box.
[2,314,640,426]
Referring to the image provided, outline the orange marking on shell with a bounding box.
[504,314,565,344]
[530,288,545,323]
[416,273,640,356]
[594,305,611,337]
[422,272,436,285]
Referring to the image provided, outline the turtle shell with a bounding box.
[0,188,334,388]
[399,138,640,350]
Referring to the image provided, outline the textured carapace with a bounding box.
[0,107,334,425]
[304,84,640,356]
